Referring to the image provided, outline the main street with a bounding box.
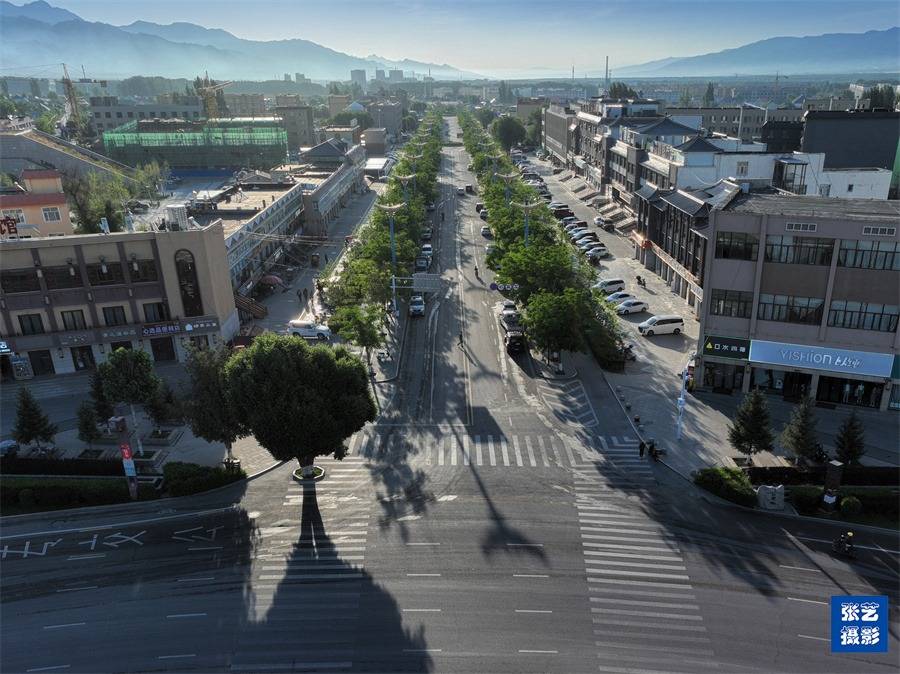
[1,117,898,674]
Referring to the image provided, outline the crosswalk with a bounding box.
[536,378,598,427]
[230,457,371,671]
[573,477,718,672]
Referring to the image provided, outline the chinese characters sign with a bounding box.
[702,335,750,361]
[0,216,19,237]
[141,321,181,337]
[831,595,888,653]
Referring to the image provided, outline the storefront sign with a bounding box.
[0,340,12,355]
[58,332,92,347]
[141,322,180,338]
[749,340,894,379]
[703,335,750,360]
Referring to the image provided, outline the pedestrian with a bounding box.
[296,289,303,301]
[458,331,464,347]
[302,288,309,302]
[324,253,329,264]
[639,440,646,458]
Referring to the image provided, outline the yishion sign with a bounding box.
[749,340,894,378]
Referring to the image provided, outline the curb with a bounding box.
[291,466,326,482]
[374,311,410,384]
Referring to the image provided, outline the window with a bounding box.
[127,112,133,118]
[86,262,125,285]
[829,301,899,333]
[61,309,87,331]
[42,207,61,222]
[129,259,158,282]
[710,289,753,318]
[105,112,111,118]
[1,209,25,224]
[837,239,899,271]
[44,265,82,289]
[18,313,45,335]
[757,294,824,325]
[102,305,128,326]
[174,249,204,317]
[818,184,831,197]
[785,222,817,232]
[847,184,854,193]
[94,112,101,118]
[0,268,41,293]
[736,161,748,177]
[715,232,758,261]
[765,235,833,265]
[862,226,896,236]
[116,111,123,118]
[143,302,169,323]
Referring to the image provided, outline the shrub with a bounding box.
[162,462,246,497]
[0,456,124,477]
[693,467,757,507]
[840,488,899,518]
[789,486,823,514]
[840,495,863,516]
[747,466,900,487]
[17,487,35,507]
[1,478,157,512]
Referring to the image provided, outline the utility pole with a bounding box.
[511,200,540,247]
[375,202,405,316]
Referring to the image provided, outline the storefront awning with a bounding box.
[749,340,894,379]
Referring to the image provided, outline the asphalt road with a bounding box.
[2,117,898,674]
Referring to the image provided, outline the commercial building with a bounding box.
[542,104,577,165]
[102,118,288,169]
[350,69,367,91]
[663,106,804,142]
[361,127,386,156]
[327,94,352,117]
[368,100,403,137]
[89,95,203,133]
[0,170,73,238]
[375,69,386,81]
[224,93,267,117]
[696,191,900,412]
[515,97,548,122]
[321,124,361,146]
[273,104,316,152]
[0,222,238,380]
[388,70,404,83]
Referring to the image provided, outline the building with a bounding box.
[663,106,804,142]
[1,126,134,180]
[361,127,386,156]
[696,191,900,412]
[295,73,309,84]
[515,97,548,122]
[760,120,804,153]
[0,115,34,132]
[327,94,352,117]
[0,170,72,238]
[0,222,238,380]
[375,69,386,81]
[224,93,267,117]
[284,74,292,82]
[542,104,577,165]
[88,95,203,133]
[350,69,367,91]
[273,104,316,152]
[368,101,403,137]
[388,70,404,83]
[275,94,302,107]
[321,125,361,146]
[102,118,288,169]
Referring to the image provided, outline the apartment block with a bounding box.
[663,105,804,142]
[88,95,203,132]
[0,170,72,238]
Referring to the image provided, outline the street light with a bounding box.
[510,200,540,247]
[375,202,406,316]
[495,172,518,205]
[675,367,689,440]
[395,173,416,205]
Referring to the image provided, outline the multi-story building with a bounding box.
[0,222,238,380]
[0,170,72,238]
[696,191,900,412]
[350,69,367,91]
[375,70,386,81]
[663,105,804,142]
[388,70,404,83]
[542,104,576,165]
[515,97,548,122]
[295,74,310,85]
[361,127,386,156]
[284,74,292,82]
[275,94,302,107]
[321,124,361,146]
[88,95,203,132]
[223,93,267,117]
[327,94,352,117]
[273,104,316,152]
[368,101,403,137]
[760,120,804,153]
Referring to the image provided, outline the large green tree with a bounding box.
[89,370,114,425]
[780,396,820,463]
[728,388,774,461]
[475,108,496,128]
[491,116,527,151]
[834,410,866,464]
[497,243,578,303]
[523,288,592,358]
[12,388,57,449]
[702,82,716,107]
[184,347,247,465]
[77,401,101,449]
[526,108,543,146]
[224,334,376,477]
[609,82,638,99]
[99,348,160,454]
[328,305,384,364]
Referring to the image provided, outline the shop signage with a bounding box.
[702,335,750,360]
[749,340,894,379]
[183,319,219,332]
[0,340,12,355]
[141,321,181,338]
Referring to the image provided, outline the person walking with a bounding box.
[639,440,646,458]
[458,331,464,347]
[302,288,309,302]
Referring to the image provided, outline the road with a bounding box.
[1,117,898,674]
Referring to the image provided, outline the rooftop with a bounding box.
[724,190,900,222]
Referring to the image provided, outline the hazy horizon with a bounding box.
[15,0,900,78]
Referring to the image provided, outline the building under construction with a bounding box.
[102,118,288,169]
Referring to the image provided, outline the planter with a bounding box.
[292,466,325,482]
[141,429,184,447]
[77,449,105,460]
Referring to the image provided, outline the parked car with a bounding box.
[466,184,475,194]
[593,278,626,293]
[605,291,635,304]
[409,295,426,317]
[586,247,610,262]
[576,238,600,251]
[288,320,332,341]
[593,216,605,226]
[457,186,465,195]
[567,228,589,239]
[541,194,553,202]
[420,244,433,258]
[415,256,430,272]
[479,209,489,220]
[421,227,433,240]
[561,216,579,226]
[505,330,526,354]
[499,299,518,314]
[549,202,567,209]
[616,299,649,315]
[427,202,436,211]
[480,225,492,237]
[552,167,564,174]
[638,314,685,336]
[475,202,485,212]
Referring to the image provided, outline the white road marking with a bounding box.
[513,573,549,578]
[591,597,699,610]
[487,436,496,466]
[43,623,86,630]
[26,667,70,672]
[403,649,443,653]
[55,586,97,592]
[798,634,829,642]
[157,654,196,660]
[188,546,222,551]
[407,573,442,577]
[438,437,445,466]
[500,437,510,466]
[475,435,483,465]
[507,543,543,548]
[588,568,690,580]
[779,565,821,573]
[166,613,207,619]
[519,650,557,654]
[403,608,442,612]
[525,436,537,466]
[406,542,440,546]
[788,597,828,605]
[512,435,524,466]
[437,495,457,501]
[66,553,106,561]
[177,576,215,582]
[515,609,553,614]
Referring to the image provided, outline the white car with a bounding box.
[409,295,426,317]
[616,299,649,315]
[638,314,685,336]
[567,228,589,240]
[593,216,605,226]
[421,244,433,257]
[480,225,492,237]
[605,291,635,304]
[457,187,465,195]
[288,320,332,341]
[586,246,610,260]
[576,239,599,251]
[500,299,517,314]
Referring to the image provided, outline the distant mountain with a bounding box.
[365,54,481,79]
[616,28,900,76]
[0,1,480,81]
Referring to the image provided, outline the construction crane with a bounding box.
[61,63,106,131]
[195,73,233,119]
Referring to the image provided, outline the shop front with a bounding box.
[700,335,750,394]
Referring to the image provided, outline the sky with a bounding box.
[30,0,900,77]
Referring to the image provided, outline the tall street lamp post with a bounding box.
[511,200,540,247]
[375,202,406,316]
[395,173,416,206]
[495,172,518,205]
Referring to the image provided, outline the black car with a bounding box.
[415,256,429,271]
[505,331,526,354]
[479,209,489,220]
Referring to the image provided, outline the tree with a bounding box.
[780,396,820,463]
[63,172,131,233]
[834,410,866,464]
[475,107,496,128]
[402,114,419,132]
[184,347,247,464]
[678,88,692,107]
[89,371,114,428]
[99,348,161,454]
[702,82,716,107]
[77,401,101,449]
[329,111,374,130]
[491,115,527,151]
[608,82,638,99]
[526,108,542,146]
[224,333,376,478]
[497,243,578,302]
[36,112,58,135]
[727,388,774,461]
[866,84,896,110]
[144,382,169,434]
[12,388,57,449]
[523,288,592,358]
[328,305,383,363]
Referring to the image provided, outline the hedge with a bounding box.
[693,467,757,507]
[789,486,823,514]
[747,465,900,487]
[789,486,899,518]
[1,477,157,511]
[163,462,246,497]
[0,456,124,477]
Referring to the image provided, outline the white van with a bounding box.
[638,314,685,336]
[593,278,625,294]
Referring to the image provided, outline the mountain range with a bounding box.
[0,0,481,81]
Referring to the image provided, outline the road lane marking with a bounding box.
[157,654,196,660]
[55,586,97,592]
[513,574,549,578]
[591,597,699,610]
[591,607,702,620]
[406,542,440,546]
[507,543,543,547]
[450,437,458,466]
[43,623,85,630]
[475,435,483,465]
[589,577,693,590]
[537,436,550,467]
[512,435,524,466]
[525,436,537,466]
[519,650,557,654]
[779,565,821,573]
[403,649,442,653]
[177,577,215,582]
[586,559,687,571]
[798,634,828,642]
[407,573,441,577]
[487,436,496,466]
[166,613,207,619]
[462,436,470,466]
[515,609,552,613]
[788,597,828,605]
[66,553,106,561]
[438,437,444,466]
[402,608,441,612]
[26,667,70,672]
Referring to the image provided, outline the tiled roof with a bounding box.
[675,135,721,153]
[0,192,67,208]
[635,117,699,137]
[20,169,61,179]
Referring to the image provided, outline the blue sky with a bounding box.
[40,0,900,76]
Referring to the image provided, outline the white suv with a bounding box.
[409,295,426,317]
[288,320,332,341]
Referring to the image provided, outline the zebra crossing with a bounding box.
[231,457,372,672]
[536,378,598,427]
[594,436,656,486]
[573,480,719,672]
